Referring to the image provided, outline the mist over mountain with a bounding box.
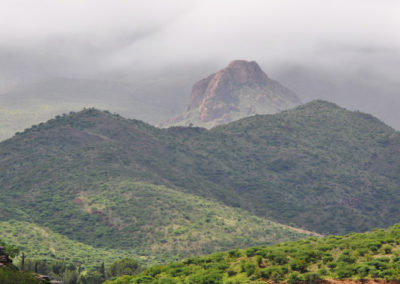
[1,2,399,283]
[0,0,398,135]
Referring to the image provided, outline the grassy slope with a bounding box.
[0,100,399,261]
[107,224,400,283]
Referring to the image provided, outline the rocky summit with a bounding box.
[164,60,301,128]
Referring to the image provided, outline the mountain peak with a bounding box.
[164,60,301,128]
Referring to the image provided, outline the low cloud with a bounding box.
[0,0,399,127]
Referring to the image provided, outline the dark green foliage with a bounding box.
[242,261,256,276]
[77,270,103,284]
[21,259,81,283]
[290,258,308,273]
[106,258,140,278]
[0,267,42,284]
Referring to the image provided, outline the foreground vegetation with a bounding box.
[107,224,400,283]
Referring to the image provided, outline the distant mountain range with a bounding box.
[163,60,301,128]
[0,77,187,142]
[1,100,399,266]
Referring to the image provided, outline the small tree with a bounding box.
[99,262,105,280]
[106,258,140,278]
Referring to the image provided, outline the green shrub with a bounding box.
[290,259,308,273]
[286,272,304,284]
[335,263,356,279]
[382,244,393,254]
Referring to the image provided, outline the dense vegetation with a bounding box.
[107,224,400,283]
[0,100,399,266]
[0,267,42,284]
[14,257,142,284]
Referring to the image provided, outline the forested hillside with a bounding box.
[0,100,399,265]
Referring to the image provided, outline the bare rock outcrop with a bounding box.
[164,60,301,128]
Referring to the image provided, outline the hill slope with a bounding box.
[0,100,399,260]
[0,110,313,264]
[0,183,311,266]
[164,60,301,128]
[106,224,400,283]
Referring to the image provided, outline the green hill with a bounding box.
[0,100,399,265]
[106,224,400,283]
[181,100,400,234]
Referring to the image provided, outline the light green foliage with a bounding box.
[108,224,400,283]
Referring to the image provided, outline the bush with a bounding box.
[382,244,393,254]
[187,269,223,284]
[335,263,356,279]
[286,272,304,284]
[243,262,256,276]
[290,259,308,273]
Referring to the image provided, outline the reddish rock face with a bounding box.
[163,59,301,128]
[188,60,268,111]
[186,60,300,123]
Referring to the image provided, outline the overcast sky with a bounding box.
[0,0,399,126]
[1,0,398,74]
